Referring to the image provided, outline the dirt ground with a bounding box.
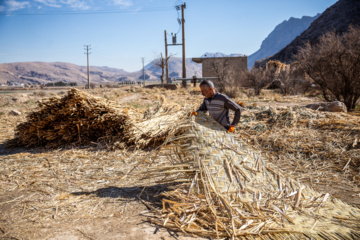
[0,86,359,239]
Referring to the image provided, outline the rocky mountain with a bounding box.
[248,14,319,69]
[0,57,202,86]
[255,0,360,67]
[144,57,202,79]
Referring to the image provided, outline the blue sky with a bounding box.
[0,0,337,72]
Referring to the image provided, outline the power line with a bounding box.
[0,7,172,16]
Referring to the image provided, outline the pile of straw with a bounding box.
[7,89,188,149]
[7,89,133,148]
[143,112,360,239]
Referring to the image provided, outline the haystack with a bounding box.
[7,89,133,148]
[143,112,360,239]
[6,89,188,149]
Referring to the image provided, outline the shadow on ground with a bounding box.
[71,183,194,240]
[71,183,183,206]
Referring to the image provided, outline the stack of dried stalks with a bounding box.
[6,89,133,148]
[6,89,189,149]
[143,112,360,239]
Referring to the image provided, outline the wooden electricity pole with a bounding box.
[181,3,186,88]
[164,2,186,87]
[84,45,91,89]
[142,57,145,86]
[164,30,169,84]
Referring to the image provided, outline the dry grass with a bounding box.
[142,113,360,239]
[235,106,360,206]
[0,87,359,239]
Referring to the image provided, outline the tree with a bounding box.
[276,64,308,95]
[154,53,172,85]
[54,81,67,87]
[242,67,270,95]
[295,26,360,111]
[208,58,233,92]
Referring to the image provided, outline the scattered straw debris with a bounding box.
[2,89,360,239]
[142,113,360,239]
[236,106,360,199]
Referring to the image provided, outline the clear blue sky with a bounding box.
[0,0,337,72]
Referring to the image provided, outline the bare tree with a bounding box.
[265,60,313,95]
[295,26,360,111]
[208,58,237,96]
[277,66,308,95]
[154,53,173,85]
[243,67,270,95]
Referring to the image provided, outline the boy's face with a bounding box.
[200,85,215,98]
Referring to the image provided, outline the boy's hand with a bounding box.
[227,125,235,133]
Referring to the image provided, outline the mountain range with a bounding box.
[0,58,202,86]
[255,0,360,67]
[247,14,319,69]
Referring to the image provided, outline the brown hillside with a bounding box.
[0,58,202,86]
[255,0,360,67]
[0,62,129,85]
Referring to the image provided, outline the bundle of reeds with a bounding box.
[7,89,188,149]
[143,112,360,239]
[124,95,187,148]
[6,89,134,148]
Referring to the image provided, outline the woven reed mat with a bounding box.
[143,112,360,239]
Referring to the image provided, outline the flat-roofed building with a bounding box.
[192,53,248,86]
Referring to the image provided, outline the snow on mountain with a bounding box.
[200,52,246,58]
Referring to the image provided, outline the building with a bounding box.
[192,54,248,85]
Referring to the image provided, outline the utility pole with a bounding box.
[181,3,186,88]
[84,45,91,89]
[165,3,186,87]
[164,30,169,84]
[142,57,145,86]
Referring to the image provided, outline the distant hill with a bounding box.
[0,57,202,85]
[255,0,360,67]
[144,57,202,79]
[0,62,130,85]
[248,14,319,69]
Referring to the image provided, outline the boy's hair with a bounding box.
[199,79,215,89]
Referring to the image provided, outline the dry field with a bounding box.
[0,86,359,239]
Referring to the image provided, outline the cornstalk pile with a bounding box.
[143,112,360,239]
[6,89,188,149]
